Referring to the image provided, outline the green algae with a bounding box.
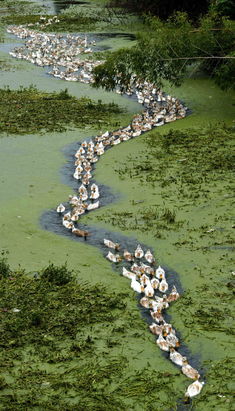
[0,86,124,135]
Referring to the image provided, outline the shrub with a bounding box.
[40,262,73,286]
[0,256,11,278]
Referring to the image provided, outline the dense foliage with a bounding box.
[93,11,235,91]
[0,86,123,135]
[109,0,211,21]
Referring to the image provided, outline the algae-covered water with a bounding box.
[0,0,234,409]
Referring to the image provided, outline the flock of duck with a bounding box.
[8,16,204,399]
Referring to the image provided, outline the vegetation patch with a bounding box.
[0,257,182,409]
[116,125,235,200]
[2,14,100,32]
[174,279,234,334]
[95,206,181,238]
[0,86,123,135]
[0,0,43,16]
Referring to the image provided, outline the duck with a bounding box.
[139,274,149,286]
[149,323,164,335]
[181,359,200,380]
[169,347,185,367]
[140,263,154,275]
[156,334,170,352]
[72,227,89,239]
[185,380,205,398]
[140,296,151,308]
[167,285,180,302]
[123,249,134,262]
[150,309,164,323]
[135,244,144,258]
[155,265,165,279]
[165,331,180,348]
[106,251,122,263]
[131,263,141,275]
[144,281,155,298]
[104,238,120,250]
[159,279,169,293]
[151,278,159,290]
[122,267,136,280]
[62,220,74,230]
[131,278,144,294]
[87,201,99,211]
[56,203,65,214]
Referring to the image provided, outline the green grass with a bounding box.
[0,86,124,135]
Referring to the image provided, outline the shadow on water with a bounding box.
[53,0,90,14]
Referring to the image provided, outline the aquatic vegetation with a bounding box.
[116,125,235,196]
[0,0,43,16]
[175,280,234,334]
[0,260,183,409]
[95,206,180,236]
[193,357,234,409]
[3,14,100,32]
[0,86,123,135]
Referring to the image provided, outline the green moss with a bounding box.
[0,86,123,135]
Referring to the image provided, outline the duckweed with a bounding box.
[95,205,181,237]
[0,86,123,135]
[0,260,182,409]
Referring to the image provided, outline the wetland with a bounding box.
[0,0,234,409]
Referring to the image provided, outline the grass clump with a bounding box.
[0,86,123,135]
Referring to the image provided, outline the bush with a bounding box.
[0,256,11,278]
[40,262,73,286]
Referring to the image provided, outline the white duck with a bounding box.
[159,279,169,293]
[122,267,136,280]
[140,296,151,308]
[155,265,165,279]
[151,278,159,289]
[182,359,200,380]
[167,285,180,302]
[87,201,99,211]
[135,244,144,259]
[145,250,155,264]
[123,249,134,262]
[144,281,155,298]
[106,251,122,263]
[169,348,185,367]
[104,238,120,250]
[156,334,170,352]
[131,278,144,293]
[185,381,205,398]
[56,203,65,213]
[149,323,163,335]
